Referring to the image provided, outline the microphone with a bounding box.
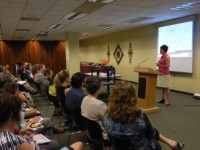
[138,58,150,67]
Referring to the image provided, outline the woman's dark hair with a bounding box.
[86,76,101,95]
[43,68,52,76]
[71,72,85,88]
[160,45,168,53]
[32,64,42,75]
[3,83,19,94]
[0,93,22,125]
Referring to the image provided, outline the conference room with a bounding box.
[1,0,200,149]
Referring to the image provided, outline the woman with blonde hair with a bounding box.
[53,70,71,107]
[103,81,184,150]
[53,70,72,125]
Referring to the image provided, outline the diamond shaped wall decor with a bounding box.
[113,44,124,65]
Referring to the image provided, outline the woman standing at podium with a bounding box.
[156,45,170,106]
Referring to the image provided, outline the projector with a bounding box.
[194,92,200,100]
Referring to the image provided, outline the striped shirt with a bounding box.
[0,131,26,150]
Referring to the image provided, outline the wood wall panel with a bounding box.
[0,40,66,74]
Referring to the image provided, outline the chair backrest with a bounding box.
[69,109,84,129]
[84,117,104,150]
[109,135,135,150]
[84,117,103,141]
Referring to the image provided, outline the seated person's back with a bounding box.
[65,72,86,127]
[81,76,108,140]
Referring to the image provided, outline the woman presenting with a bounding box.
[156,45,170,106]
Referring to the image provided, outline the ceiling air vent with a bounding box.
[12,37,23,40]
[124,17,152,23]
[20,17,40,21]
[16,29,30,31]
[98,24,113,31]
[87,0,114,3]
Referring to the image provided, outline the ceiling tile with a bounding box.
[17,20,37,29]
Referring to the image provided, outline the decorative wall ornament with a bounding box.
[128,42,133,64]
[113,44,124,65]
[107,44,110,62]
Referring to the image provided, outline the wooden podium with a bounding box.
[134,67,161,113]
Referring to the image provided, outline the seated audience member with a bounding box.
[3,83,65,135]
[0,93,37,150]
[48,72,61,115]
[4,63,12,75]
[34,64,46,83]
[25,63,33,79]
[0,65,18,86]
[31,64,38,79]
[20,62,27,80]
[65,72,86,128]
[54,70,72,124]
[41,68,52,94]
[102,81,185,150]
[81,76,108,140]
[0,64,37,94]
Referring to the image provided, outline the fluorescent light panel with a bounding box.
[61,12,88,20]
[171,1,200,10]
[48,24,64,29]
[38,31,53,36]
[98,26,113,31]
[82,32,93,36]
[32,37,41,40]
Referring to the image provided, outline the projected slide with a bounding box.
[158,21,193,73]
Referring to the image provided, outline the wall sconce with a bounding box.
[107,44,110,62]
[128,42,133,64]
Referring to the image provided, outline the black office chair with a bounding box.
[84,117,111,150]
[109,135,134,150]
[69,109,85,130]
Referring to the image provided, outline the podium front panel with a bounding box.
[138,77,146,99]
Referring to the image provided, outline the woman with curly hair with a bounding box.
[102,81,184,150]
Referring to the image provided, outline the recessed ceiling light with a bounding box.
[171,1,200,10]
[61,12,88,20]
[37,31,53,36]
[32,37,41,41]
[98,26,113,31]
[48,24,64,29]
[82,32,93,36]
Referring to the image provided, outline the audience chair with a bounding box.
[84,117,111,150]
[109,134,162,150]
[108,135,134,150]
[69,109,85,130]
